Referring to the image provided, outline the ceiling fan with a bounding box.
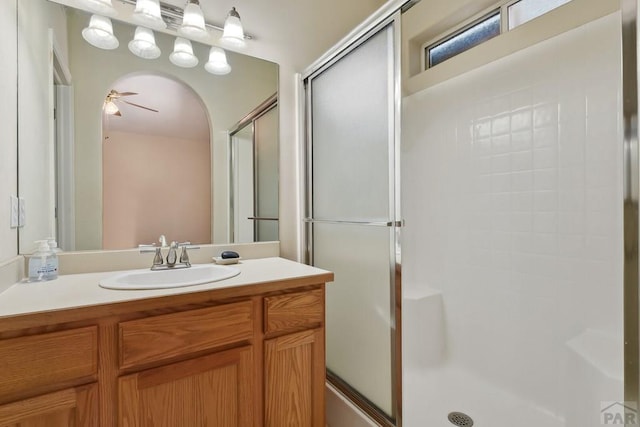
[104,90,159,117]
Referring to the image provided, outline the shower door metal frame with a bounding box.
[302,11,403,427]
[622,0,640,421]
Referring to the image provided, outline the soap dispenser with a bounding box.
[47,237,62,254]
[28,240,58,282]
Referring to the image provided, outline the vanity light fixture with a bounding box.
[169,37,199,68]
[82,15,119,50]
[132,0,167,30]
[204,46,231,75]
[220,7,246,48]
[128,27,161,59]
[178,0,208,40]
[80,0,117,17]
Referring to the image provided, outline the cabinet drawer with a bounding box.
[264,289,324,334]
[119,301,254,369]
[0,326,98,402]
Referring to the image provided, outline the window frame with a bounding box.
[421,0,572,71]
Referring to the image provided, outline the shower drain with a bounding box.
[447,412,474,427]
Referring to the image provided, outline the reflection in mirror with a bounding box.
[103,73,211,249]
[17,0,279,253]
[229,95,279,243]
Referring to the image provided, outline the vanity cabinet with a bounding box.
[0,326,99,427]
[116,300,257,426]
[119,346,255,426]
[0,384,98,427]
[265,329,325,427]
[263,289,325,427]
[0,266,331,427]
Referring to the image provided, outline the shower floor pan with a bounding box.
[403,365,564,427]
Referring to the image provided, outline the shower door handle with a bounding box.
[303,218,403,227]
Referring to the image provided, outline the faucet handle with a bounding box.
[159,235,168,247]
[153,247,163,266]
[179,246,190,265]
[138,243,156,253]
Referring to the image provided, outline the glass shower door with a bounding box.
[305,20,401,425]
[229,96,279,243]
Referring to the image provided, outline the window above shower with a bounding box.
[423,0,572,70]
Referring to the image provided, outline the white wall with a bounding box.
[0,0,17,263]
[402,12,623,425]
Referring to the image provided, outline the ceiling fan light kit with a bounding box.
[104,90,159,117]
[128,26,161,59]
[170,37,199,68]
[80,0,247,75]
[82,14,119,50]
[104,100,120,115]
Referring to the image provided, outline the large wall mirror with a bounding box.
[17,0,279,253]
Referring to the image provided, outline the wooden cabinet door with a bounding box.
[0,383,98,427]
[264,329,325,427]
[119,346,254,427]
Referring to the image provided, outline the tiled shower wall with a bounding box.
[402,12,622,417]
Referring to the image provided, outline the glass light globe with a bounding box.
[82,15,119,50]
[81,0,117,17]
[204,47,231,75]
[220,7,246,48]
[132,0,166,30]
[104,100,120,115]
[169,37,199,68]
[179,1,208,39]
[128,27,161,59]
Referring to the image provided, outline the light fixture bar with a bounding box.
[118,0,253,40]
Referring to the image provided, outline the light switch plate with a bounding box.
[18,197,25,227]
[10,196,18,228]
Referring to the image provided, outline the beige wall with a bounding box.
[103,130,211,249]
[0,0,17,263]
[402,0,618,95]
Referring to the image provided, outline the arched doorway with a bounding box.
[102,72,211,249]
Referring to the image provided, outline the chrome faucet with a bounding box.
[139,236,199,270]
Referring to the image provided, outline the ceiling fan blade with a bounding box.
[121,100,159,113]
[110,90,138,98]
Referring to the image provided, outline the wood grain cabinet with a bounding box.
[265,329,325,427]
[0,384,98,427]
[0,276,329,427]
[119,346,255,427]
[264,289,326,427]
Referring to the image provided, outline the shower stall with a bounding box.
[402,3,626,426]
[303,0,637,426]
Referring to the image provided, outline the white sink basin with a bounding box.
[99,264,240,290]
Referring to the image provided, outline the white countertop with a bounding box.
[0,257,332,319]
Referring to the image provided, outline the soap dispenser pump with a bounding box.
[28,240,58,282]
